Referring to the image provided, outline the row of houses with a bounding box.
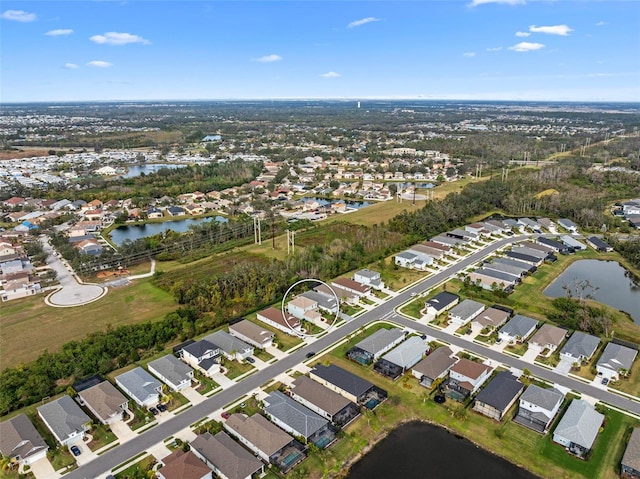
[0,241,42,301]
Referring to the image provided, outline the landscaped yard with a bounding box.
[114,454,156,479]
[398,298,424,319]
[163,391,189,412]
[224,359,255,380]
[254,348,274,362]
[87,424,117,451]
[193,371,219,395]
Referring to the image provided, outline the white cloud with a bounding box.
[348,17,380,28]
[596,21,607,27]
[486,47,502,52]
[468,0,525,7]
[64,63,78,69]
[87,60,112,68]
[46,29,73,36]
[464,52,476,57]
[321,71,341,78]
[529,24,573,36]
[254,54,282,63]
[90,32,150,45]
[1,9,36,22]
[515,31,530,37]
[508,42,545,52]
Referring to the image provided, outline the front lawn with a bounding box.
[114,455,156,479]
[87,424,117,451]
[224,360,255,380]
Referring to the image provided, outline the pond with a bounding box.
[348,421,539,479]
[543,260,640,323]
[300,197,370,209]
[120,163,187,178]
[110,216,228,246]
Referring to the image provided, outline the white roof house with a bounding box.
[448,299,485,326]
[595,343,637,381]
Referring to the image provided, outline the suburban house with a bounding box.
[586,236,613,253]
[166,206,186,217]
[561,235,587,252]
[411,346,458,388]
[537,237,571,254]
[553,399,604,457]
[559,332,601,365]
[147,207,164,219]
[447,229,479,243]
[518,217,542,233]
[493,256,537,273]
[179,340,222,376]
[331,277,371,298]
[346,327,405,365]
[472,372,524,421]
[77,380,128,425]
[157,449,212,479]
[558,218,579,233]
[446,358,493,400]
[223,413,305,473]
[37,395,91,446]
[425,291,460,317]
[482,261,528,279]
[309,364,387,409]
[430,235,463,248]
[504,250,544,266]
[497,314,539,344]
[514,384,565,434]
[353,269,385,290]
[203,331,254,362]
[511,246,549,260]
[471,307,510,331]
[448,299,486,327]
[262,391,336,448]
[300,290,339,314]
[374,336,429,380]
[416,242,447,260]
[595,342,637,381]
[621,427,640,479]
[289,375,360,427]
[528,324,567,357]
[0,414,49,466]
[315,282,359,305]
[537,218,558,232]
[394,248,434,270]
[191,431,264,479]
[148,354,195,392]
[466,222,492,237]
[114,367,163,408]
[228,320,274,349]
[287,296,322,325]
[256,307,302,336]
[469,268,520,291]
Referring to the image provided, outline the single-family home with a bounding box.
[353,269,385,290]
[482,261,528,279]
[425,291,460,317]
[468,268,519,291]
[77,380,128,425]
[586,236,613,253]
[473,372,524,420]
[203,331,254,362]
[596,342,637,381]
[447,229,478,243]
[511,246,549,260]
[517,218,542,233]
[394,251,421,269]
[561,235,587,252]
[621,427,640,479]
[228,320,274,349]
[559,332,600,365]
[558,218,579,233]
[262,391,336,448]
[309,364,387,409]
[504,250,544,266]
[166,206,186,217]
[528,324,567,354]
[300,290,339,314]
[346,327,406,365]
[37,395,91,446]
[256,307,302,336]
[157,449,213,479]
[448,299,485,327]
[179,340,222,376]
[0,414,49,466]
[498,314,539,344]
[147,207,163,219]
[553,399,604,457]
[493,256,537,273]
[374,336,429,380]
[114,367,163,408]
[411,346,458,389]
[331,277,371,297]
[537,218,557,232]
[537,237,571,254]
[287,296,320,320]
[416,243,447,260]
[514,384,565,433]
[316,283,359,305]
[290,376,360,427]
[148,354,195,392]
[223,413,305,473]
[191,432,264,479]
[446,358,493,400]
[430,235,462,248]
[466,222,492,237]
[471,307,510,331]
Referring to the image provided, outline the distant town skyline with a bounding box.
[2,0,640,103]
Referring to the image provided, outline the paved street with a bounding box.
[65,233,640,479]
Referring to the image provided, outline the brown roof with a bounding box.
[422,240,450,251]
[78,381,127,423]
[159,450,211,479]
[191,432,262,479]
[257,307,300,329]
[472,307,510,328]
[450,358,492,380]
[412,347,457,379]
[0,414,48,462]
[291,375,354,416]
[529,324,566,348]
[229,320,274,345]
[332,277,370,294]
[224,413,293,456]
[622,428,640,473]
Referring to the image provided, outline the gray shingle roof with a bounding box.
[622,428,640,473]
[596,343,637,373]
[520,384,564,413]
[426,292,459,312]
[263,391,328,439]
[148,354,194,387]
[37,395,90,443]
[448,299,485,321]
[554,399,604,449]
[0,414,48,461]
[182,339,219,359]
[310,364,373,398]
[191,431,262,479]
[354,328,404,356]
[380,336,428,369]
[412,346,457,379]
[291,375,354,416]
[204,330,253,356]
[115,367,162,404]
[78,381,127,423]
[224,413,293,456]
[499,314,539,339]
[474,372,523,411]
[560,332,600,360]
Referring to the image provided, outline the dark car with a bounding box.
[157,403,167,412]
[149,407,159,415]
[305,351,316,358]
[221,411,230,419]
[70,445,81,457]
[246,357,255,364]
[601,377,609,385]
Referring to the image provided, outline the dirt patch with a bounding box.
[0,148,50,160]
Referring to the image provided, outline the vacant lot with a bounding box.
[0,279,177,369]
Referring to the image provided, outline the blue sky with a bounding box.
[2,0,639,102]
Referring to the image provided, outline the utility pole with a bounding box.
[271,218,276,249]
[253,217,262,245]
[287,230,296,255]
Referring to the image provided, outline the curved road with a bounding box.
[66,234,640,479]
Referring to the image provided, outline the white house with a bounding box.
[514,384,564,433]
[447,358,493,397]
[77,381,128,425]
[228,320,274,349]
[448,299,485,326]
[0,414,49,466]
[179,340,222,376]
[595,342,637,381]
[553,399,604,457]
[37,395,91,446]
[148,354,194,392]
[353,269,385,290]
[203,331,254,362]
[497,315,539,344]
[115,367,162,408]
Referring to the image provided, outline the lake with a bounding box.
[301,197,370,209]
[120,163,187,178]
[348,421,539,479]
[543,260,640,323]
[110,216,228,245]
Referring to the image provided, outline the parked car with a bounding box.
[157,403,167,412]
[70,445,81,457]
[246,357,255,364]
[221,412,230,419]
[149,407,159,415]
[601,377,609,385]
[305,351,316,358]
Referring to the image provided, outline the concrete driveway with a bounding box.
[40,237,106,307]
[29,457,60,479]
